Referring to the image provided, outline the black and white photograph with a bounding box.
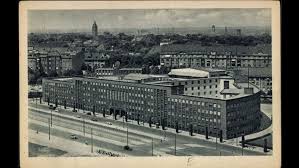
[20,1,280,168]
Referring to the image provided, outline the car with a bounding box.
[70,134,78,139]
[72,109,77,112]
[86,112,92,115]
[106,122,112,125]
[76,115,81,118]
[155,123,160,128]
[91,118,98,121]
[54,109,59,112]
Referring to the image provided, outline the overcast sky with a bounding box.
[28,8,271,32]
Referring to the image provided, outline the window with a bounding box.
[224,81,229,89]
[209,85,212,89]
[191,81,194,84]
[191,87,194,90]
[204,86,206,89]
[185,88,187,91]
[198,86,200,89]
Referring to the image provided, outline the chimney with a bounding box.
[244,88,253,94]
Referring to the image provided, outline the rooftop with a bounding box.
[168,68,209,78]
[123,73,167,81]
[161,44,271,55]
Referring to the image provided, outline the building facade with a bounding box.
[160,44,271,69]
[42,70,261,139]
[95,68,143,76]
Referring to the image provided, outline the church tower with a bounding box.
[92,21,98,37]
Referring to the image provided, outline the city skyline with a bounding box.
[28,8,271,33]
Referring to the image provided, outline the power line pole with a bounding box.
[50,108,53,127]
[126,122,129,146]
[216,134,218,150]
[248,64,250,88]
[174,133,177,156]
[91,128,93,153]
[83,118,85,136]
[48,118,51,140]
[152,137,154,156]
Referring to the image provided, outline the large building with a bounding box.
[42,68,261,139]
[160,44,271,69]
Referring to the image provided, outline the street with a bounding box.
[28,102,268,156]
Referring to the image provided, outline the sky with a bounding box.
[28,8,271,32]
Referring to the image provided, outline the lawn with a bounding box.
[29,142,68,157]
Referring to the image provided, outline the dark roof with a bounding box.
[161,44,271,55]
[238,67,272,78]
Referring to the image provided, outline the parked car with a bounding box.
[86,112,92,115]
[54,109,59,112]
[70,134,77,139]
[91,118,98,121]
[76,115,81,118]
[49,105,55,110]
[72,109,77,112]
[106,122,112,125]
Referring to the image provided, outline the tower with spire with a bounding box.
[92,21,98,37]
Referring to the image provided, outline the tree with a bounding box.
[205,126,209,139]
[48,70,58,77]
[92,105,96,116]
[149,117,152,127]
[63,69,76,76]
[263,138,268,153]
[150,66,159,74]
[219,130,223,143]
[189,124,193,136]
[137,114,140,125]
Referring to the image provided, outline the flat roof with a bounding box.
[53,78,73,81]
[168,68,209,78]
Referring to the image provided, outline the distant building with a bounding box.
[236,29,242,36]
[40,50,62,75]
[92,21,98,37]
[28,47,83,75]
[160,44,271,69]
[212,25,216,32]
[224,27,228,34]
[28,47,38,71]
[84,51,110,71]
[232,67,272,96]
